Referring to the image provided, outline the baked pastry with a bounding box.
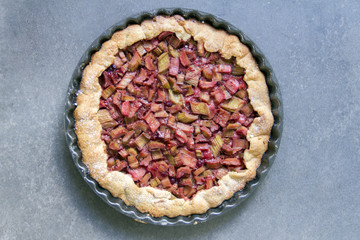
[74,15,273,217]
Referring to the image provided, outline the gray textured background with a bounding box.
[1,0,359,239]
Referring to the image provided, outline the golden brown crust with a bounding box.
[74,15,274,217]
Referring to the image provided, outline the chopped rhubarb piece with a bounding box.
[195,134,208,143]
[214,64,232,73]
[128,52,141,71]
[120,101,130,116]
[136,44,147,56]
[240,104,254,117]
[169,57,179,76]
[144,111,160,133]
[97,109,117,128]
[199,79,216,90]
[117,72,136,89]
[113,56,123,68]
[119,149,128,158]
[133,68,147,84]
[144,55,156,71]
[158,52,170,74]
[205,158,221,169]
[128,167,146,181]
[113,160,127,171]
[224,77,240,94]
[236,89,248,100]
[199,92,210,103]
[158,31,173,40]
[150,178,160,187]
[210,134,223,157]
[177,73,184,85]
[221,97,246,112]
[197,41,205,56]
[194,166,206,176]
[110,126,126,139]
[173,187,185,198]
[112,91,121,107]
[232,65,244,76]
[179,49,191,67]
[176,122,194,136]
[168,89,183,105]
[212,88,226,104]
[122,130,135,145]
[220,158,241,166]
[150,103,164,112]
[139,154,152,167]
[202,65,213,79]
[184,186,196,198]
[148,141,166,150]
[226,122,242,130]
[154,110,168,118]
[134,133,150,150]
[181,177,193,187]
[175,129,188,144]
[177,112,198,123]
[107,158,115,168]
[155,89,166,102]
[109,140,121,150]
[157,74,170,89]
[236,126,248,136]
[190,102,210,116]
[176,166,191,178]
[128,155,139,169]
[140,172,151,187]
[200,126,211,139]
[194,176,205,185]
[161,177,172,188]
[169,45,180,57]
[185,65,201,87]
[222,144,236,155]
[213,108,231,127]
[205,175,214,189]
[102,85,116,99]
[158,41,168,52]
[170,35,181,48]
[151,149,164,160]
[168,165,176,177]
[214,168,229,179]
[232,138,248,150]
[177,152,197,169]
[143,40,158,52]
[127,101,141,118]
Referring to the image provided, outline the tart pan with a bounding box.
[64,8,283,226]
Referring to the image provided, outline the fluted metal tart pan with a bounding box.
[64,8,283,226]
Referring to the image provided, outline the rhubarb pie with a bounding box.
[74,15,273,217]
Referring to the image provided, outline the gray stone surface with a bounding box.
[0,0,359,239]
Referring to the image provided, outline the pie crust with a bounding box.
[74,15,273,217]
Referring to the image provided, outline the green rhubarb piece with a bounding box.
[210,134,223,157]
[158,74,170,89]
[168,89,183,105]
[195,150,203,159]
[136,44,147,56]
[127,147,137,156]
[158,52,169,74]
[97,109,117,128]
[190,102,210,116]
[153,47,162,56]
[102,85,115,99]
[150,178,160,187]
[134,134,150,149]
[169,45,180,57]
[232,65,244,76]
[177,112,198,123]
[221,97,246,112]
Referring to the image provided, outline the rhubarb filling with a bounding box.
[97,32,256,199]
